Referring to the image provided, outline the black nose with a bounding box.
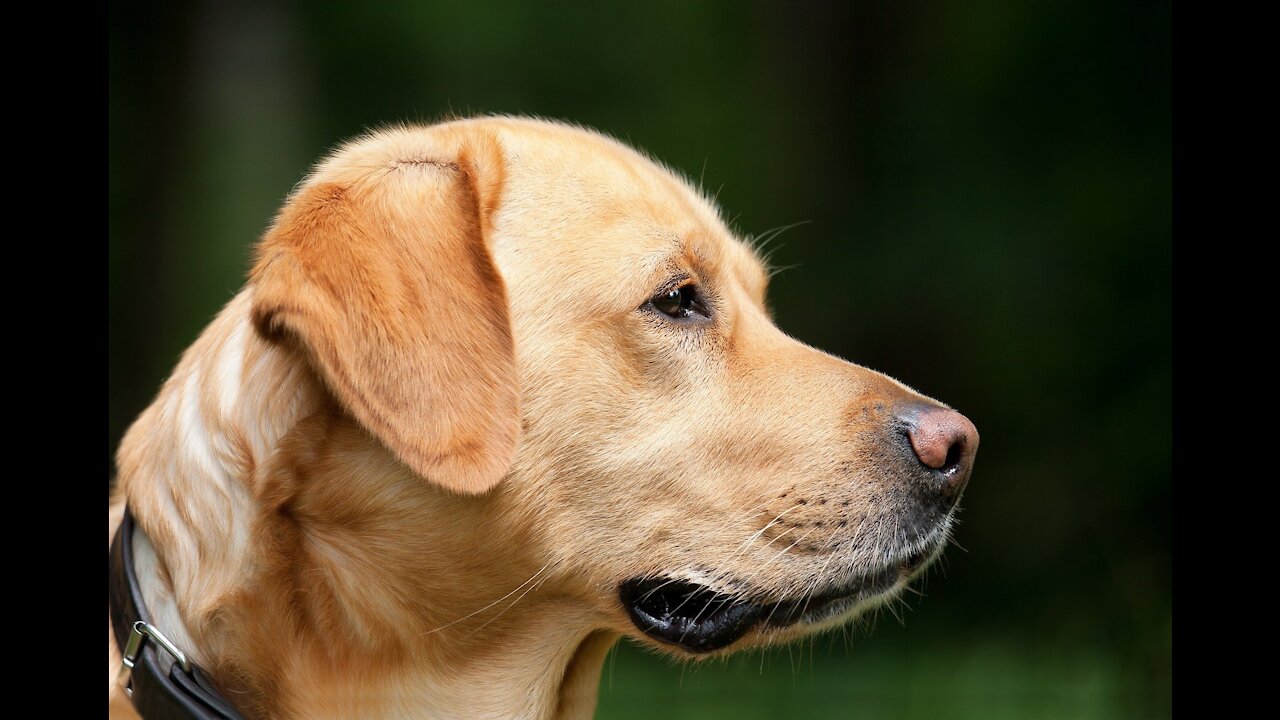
[898,403,979,501]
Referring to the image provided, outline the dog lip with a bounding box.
[621,542,943,652]
[619,578,768,653]
[619,567,901,651]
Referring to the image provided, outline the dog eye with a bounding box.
[648,284,709,321]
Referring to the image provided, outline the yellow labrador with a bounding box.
[108,116,978,719]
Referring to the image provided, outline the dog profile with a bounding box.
[109,116,978,719]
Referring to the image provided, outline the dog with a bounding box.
[108,116,978,719]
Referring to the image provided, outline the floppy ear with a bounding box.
[248,130,518,494]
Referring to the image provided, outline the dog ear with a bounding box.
[248,129,518,495]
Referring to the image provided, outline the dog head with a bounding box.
[249,116,978,658]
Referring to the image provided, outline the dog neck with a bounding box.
[116,292,618,719]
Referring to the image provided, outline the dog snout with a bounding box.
[898,402,979,503]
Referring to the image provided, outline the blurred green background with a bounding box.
[109,1,1170,718]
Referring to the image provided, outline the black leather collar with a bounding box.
[110,507,246,719]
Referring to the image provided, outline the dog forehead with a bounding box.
[490,119,717,225]
[479,118,770,304]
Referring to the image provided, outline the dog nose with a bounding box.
[900,403,979,500]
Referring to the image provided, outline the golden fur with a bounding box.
[109,116,971,719]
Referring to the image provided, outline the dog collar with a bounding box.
[110,507,245,719]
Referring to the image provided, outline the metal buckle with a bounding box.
[123,620,193,674]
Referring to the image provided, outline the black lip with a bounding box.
[620,545,939,652]
[619,578,768,653]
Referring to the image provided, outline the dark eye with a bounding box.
[648,284,709,321]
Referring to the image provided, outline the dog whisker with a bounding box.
[420,561,552,635]
[461,565,556,639]
[720,502,803,565]
[638,575,696,604]
[790,523,845,620]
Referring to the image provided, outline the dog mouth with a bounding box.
[619,544,938,653]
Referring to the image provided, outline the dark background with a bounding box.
[109,1,1171,717]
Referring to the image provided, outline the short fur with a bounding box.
[109,117,969,719]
